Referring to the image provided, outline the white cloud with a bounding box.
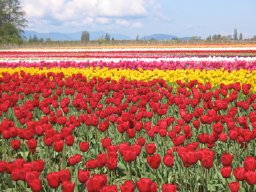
[22,0,151,31]
[156,13,173,22]
[22,0,147,27]
[97,0,146,17]
[116,19,130,27]
[114,20,143,29]
[95,17,112,25]
[132,22,143,28]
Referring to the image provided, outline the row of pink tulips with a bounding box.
[1,60,256,70]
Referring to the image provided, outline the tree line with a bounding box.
[0,0,26,44]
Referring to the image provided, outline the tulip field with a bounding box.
[1,46,256,192]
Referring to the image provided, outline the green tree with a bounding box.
[233,28,238,40]
[0,0,27,44]
[239,33,243,41]
[206,35,212,41]
[81,31,90,42]
[32,34,38,42]
[105,33,110,41]
[39,38,44,42]
[1,0,27,32]
[0,22,21,43]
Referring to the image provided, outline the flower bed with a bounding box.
[0,48,256,192]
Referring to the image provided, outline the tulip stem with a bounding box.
[61,145,66,169]
[225,178,228,191]
[204,169,208,192]
[185,168,188,192]
[109,170,114,184]
[128,163,133,181]
[134,159,139,179]
[188,169,195,192]
[154,169,160,186]
[249,184,254,192]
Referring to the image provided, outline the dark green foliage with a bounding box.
[81,31,90,42]
[0,0,27,44]
[233,28,238,40]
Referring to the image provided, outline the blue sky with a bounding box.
[21,0,256,38]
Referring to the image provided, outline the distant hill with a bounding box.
[141,34,177,40]
[141,34,192,41]
[23,30,131,41]
[23,31,192,41]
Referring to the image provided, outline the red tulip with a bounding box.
[122,149,137,163]
[79,141,90,152]
[228,182,239,192]
[101,185,118,192]
[219,133,227,142]
[101,137,112,148]
[137,178,157,192]
[127,128,136,138]
[197,134,209,144]
[136,137,146,146]
[10,139,21,150]
[243,156,256,171]
[212,122,223,133]
[35,125,44,136]
[53,140,64,152]
[221,153,233,166]
[85,159,99,169]
[10,168,24,181]
[163,155,174,167]
[245,171,256,185]
[201,156,214,169]
[97,153,107,167]
[86,174,108,192]
[65,135,74,146]
[26,139,37,152]
[220,166,232,178]
[145,143,156,155]
[31,160,45,172]
[78,170,90,183]
[233,167,245,181]
[67,154,82,165]
[147,154,161,169]
[229,130,238,140]
[59,169,71,182]
[28,179,43,192]
[46,172,60,188]
[43,137,54,147]
[162,184,177,192]
[120,180,135,192]
[61,181,75,192]
[99,121,109,132]
[25,171,40,183]
[173,135,186,146]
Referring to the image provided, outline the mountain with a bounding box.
[23,30,131,41]
[141,34,177,40]
[179,37,193,41]
[24,31,81,41]
[141,34,192,41]
[23,31,192,41]
[88,31,131,40]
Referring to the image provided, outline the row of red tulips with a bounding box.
[0,72,256,191]
[1,50,256,58]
